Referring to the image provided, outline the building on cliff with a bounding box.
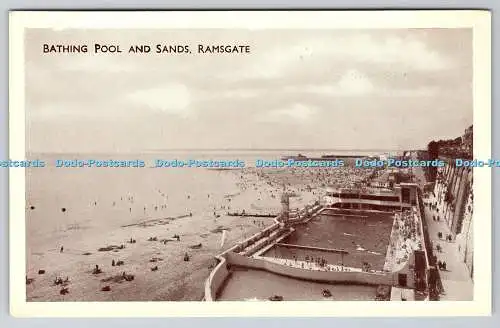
[461,125,473,157]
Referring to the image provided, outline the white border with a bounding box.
[9,10,492,317]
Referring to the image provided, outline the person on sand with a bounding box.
[60,246,64,253]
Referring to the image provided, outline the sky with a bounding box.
[24,28,472,153]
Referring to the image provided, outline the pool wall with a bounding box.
[206,250,416,301]
[226,252,410,286]
[204,255,229,301]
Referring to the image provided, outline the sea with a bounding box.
[25,148,399,246]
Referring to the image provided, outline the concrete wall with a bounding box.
[434,165,473,237]
[415,195,430,270]
[240,227,288,256]
[456,188,474,279]
[451,168,469,234]
[230,222,281,254]
[204,256,230,301]
[224,252,398,287]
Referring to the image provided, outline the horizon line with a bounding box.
[26,148,425,154]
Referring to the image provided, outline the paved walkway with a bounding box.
[411,160,473,300]
[411,164,473,300]
[423,200,473,300]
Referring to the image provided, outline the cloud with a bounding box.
[126,84,192,117]
[258,103,317,123]
[27,103,74,120]
[233,34,454,81]
[27,103,109,120]
[280,69,375,96]
[55,54,137,73]
[335,69,374,95]
[345,35,452,70]
[199,88,261,100]
[282,69,438,97]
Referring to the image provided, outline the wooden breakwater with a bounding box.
[226,212,277,218]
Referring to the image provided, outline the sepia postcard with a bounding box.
[9,10,491,317]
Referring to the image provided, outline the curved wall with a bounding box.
[225,252,398,287]
[204,256,229,301]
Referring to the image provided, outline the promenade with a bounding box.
[412,162,473,300]
[423,198,473,300]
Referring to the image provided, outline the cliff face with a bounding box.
[457,189,474,279]
[433,164,473,279]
